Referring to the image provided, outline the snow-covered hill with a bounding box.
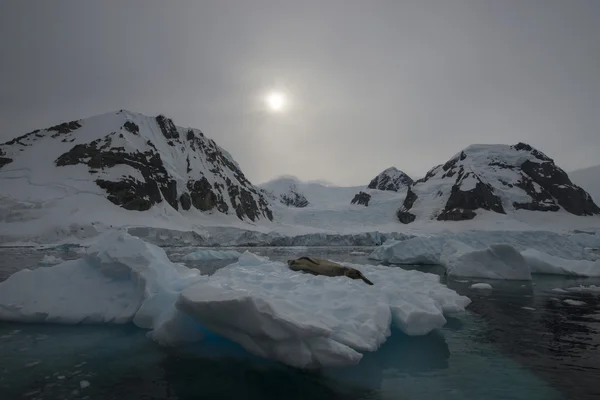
[397,143,599,223]
[0,110,272,241]
[569,165,600,206]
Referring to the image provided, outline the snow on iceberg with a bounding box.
[441,241,531,280]
[168,251,471,368]
[521,249,600,277]
[0,232,205,327]
[182,249,242,261]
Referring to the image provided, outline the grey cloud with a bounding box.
[1,0,599,185]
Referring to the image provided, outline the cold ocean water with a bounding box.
[1,245,600,400]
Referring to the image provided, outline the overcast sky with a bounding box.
[1,1,599,186]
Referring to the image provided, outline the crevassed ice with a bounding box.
[0,232,470,368]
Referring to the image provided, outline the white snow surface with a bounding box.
[0,233,470,368]
[181,249,242,261]
[441,241,531,280]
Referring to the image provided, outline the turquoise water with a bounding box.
[0,246,599,399]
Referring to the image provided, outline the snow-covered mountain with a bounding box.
[367,167,413,192]
[569,165,600,206]
[0,110,272,235]
[397,143,600,223]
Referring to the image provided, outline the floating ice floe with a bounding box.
[0,232,470,369]
[563,299,587,306]
[565,285,600,294]
[181,249,242,261]
[470,283,493,290]
[38,255,65,265]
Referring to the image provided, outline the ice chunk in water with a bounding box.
[441,241,531,281]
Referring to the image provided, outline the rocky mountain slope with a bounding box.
[569,165,600,206]
[0,110,272,227]
[397,143,599,223]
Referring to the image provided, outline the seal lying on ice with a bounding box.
[287,257,374,285]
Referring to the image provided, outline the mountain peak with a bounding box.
[367,167,413,192]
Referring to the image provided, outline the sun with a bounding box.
[265,91,287,112]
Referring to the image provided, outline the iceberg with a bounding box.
[171,251,470,368]
[521,249,600,277]
[0,234,470,369]
[441,241,531,280]
[370,230,600,279]
[0,232,205,327]
[182,249,242,261]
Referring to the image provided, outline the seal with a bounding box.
[287,256,374,285]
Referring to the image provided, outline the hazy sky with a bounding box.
[1,1,599,186]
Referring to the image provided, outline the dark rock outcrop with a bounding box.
[519,159,599,216]
[351,191,371,206]
[180,192,191,211]
[396,188,418,224]
[123,121,139,135]
[187,178,221,212]
[156,115,179,140]
[48,120,81,137]
[441,179,505,218]
[0,148,12,169]
[56,135,179,210]
[280,191,309,208]
[397,210,416,224]
[350,192,371,207]
[367,167,413,192]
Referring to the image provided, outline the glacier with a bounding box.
[0,232,470,368]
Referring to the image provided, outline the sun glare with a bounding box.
[265,91,287,112]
